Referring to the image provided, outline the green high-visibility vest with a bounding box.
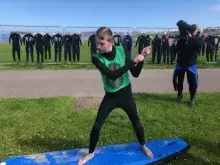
[94,46,130,93]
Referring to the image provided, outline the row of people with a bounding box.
[8,32,134,63]
[200,34,219,62]
[7,32,219,64]
[9,32,82,63]
[8,32,133,63]
[135,33,219,64]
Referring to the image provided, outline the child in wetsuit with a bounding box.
[78,27,153,165]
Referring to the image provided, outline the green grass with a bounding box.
[0,42,92,63]
[0,61,219,70]
[0,93,220,164]
[0,42,220,70]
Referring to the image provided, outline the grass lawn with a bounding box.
[0,93,219,164]
[0,62,220,70]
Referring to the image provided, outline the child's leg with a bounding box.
[89,94,117,153]
[78,94,117,165]
[122,100,145,145]
[117,87,153,158]
[122,100,153,158]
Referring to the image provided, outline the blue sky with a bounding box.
[0,0,220,29]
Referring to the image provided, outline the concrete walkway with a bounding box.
[0,69,219,98]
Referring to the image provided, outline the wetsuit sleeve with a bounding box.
[60,36,64,46]
[41,36,44,45]
[19,35,22,45]
[62,36,65,44]
[88,36,91,47]
[51,36,54,45]
[151,38,154,45]
[126,53,144,78]
[190,37,205,48]
[135,36,140,47]
[92,56,136,80]
[50,36,52,45]
[32,36,35,45]
[79,36,82,46]
[22,35,26,45]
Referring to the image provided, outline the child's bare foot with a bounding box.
[78,153,94,165]
[141,145,153,158]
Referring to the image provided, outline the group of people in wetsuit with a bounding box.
[135,34,179,65]
[135,33,220,65]
[200,34,220,62]
[8,31,220,64]
[9,32,83,63]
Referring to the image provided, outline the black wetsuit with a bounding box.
[52,34,63,62]
[9,33,22,62]
[200,35,206,56]
[23,33,34,62]
[43,33,52,60]
[213,36,219,61]
[122,34,133,59]
[152,35,162,64]
[63,34,72,62]
[88,34,97,58]
[168,36,177,65]
[34,33,44,63]
[135,34,146,54]
[161,35,169,64]
[72,34,82,62]
[145,35,151,47]
[113,34,122,46]
[206,35,215,62]
[89,46,145,153]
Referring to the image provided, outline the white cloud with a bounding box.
[208,5,220,11]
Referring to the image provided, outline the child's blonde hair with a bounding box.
[96,27,113,41]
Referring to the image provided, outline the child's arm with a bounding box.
[92,56,136,81]
[128,46,150,77]
[129,60,144,78]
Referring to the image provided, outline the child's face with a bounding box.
[96,37,113,54]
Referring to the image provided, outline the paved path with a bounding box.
[0,69,219,98]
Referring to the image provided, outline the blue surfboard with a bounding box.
[0,138,190,165]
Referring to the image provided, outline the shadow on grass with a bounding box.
[17,135,88,152]
[171,152,218,165]
[134,93,177,103]
[171,137,220,165]
[133,93,195,105]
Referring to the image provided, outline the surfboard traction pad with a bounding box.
[0,138,190,165]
